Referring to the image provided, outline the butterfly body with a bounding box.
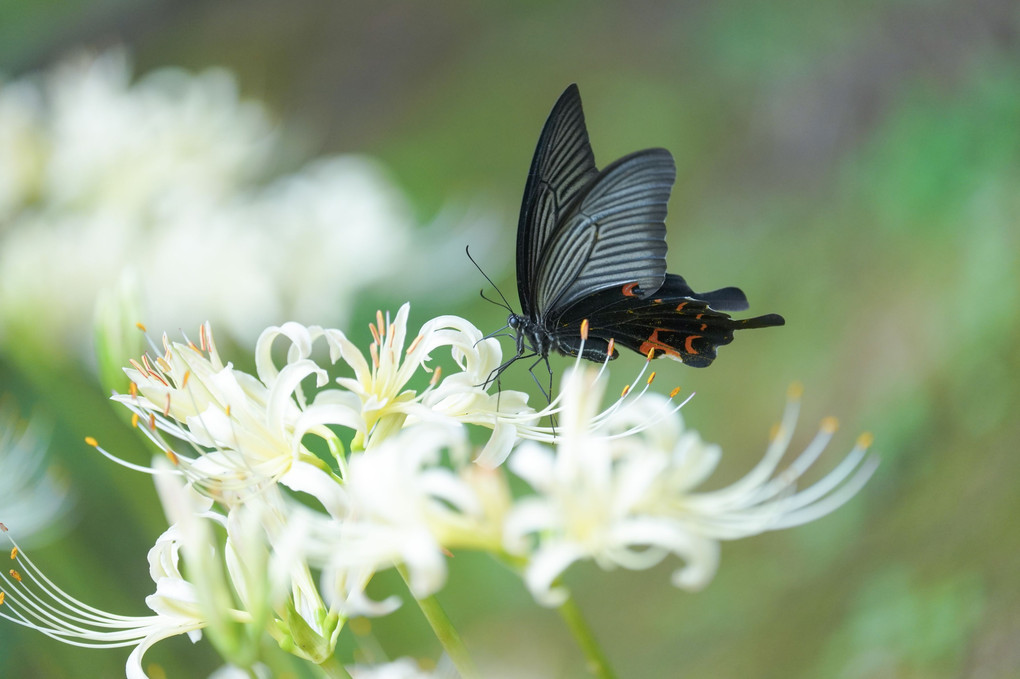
[497,84,783,385]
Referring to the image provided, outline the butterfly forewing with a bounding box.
[516,84,598,317]
[534,148,675,316]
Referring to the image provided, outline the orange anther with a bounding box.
[136,322,147,332]
[85,436,99,447]
[406,334,423,355]
[9,570,21,582]
[647,371,656,385]
[769,423,781,442]
[580,319,589,341]
[820,416,839,434]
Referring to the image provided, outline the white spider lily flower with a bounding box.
[107,322,340,504]
[259,304,531,455]
[0,405,71,544]
[0,468,305,679]
[315,423,507,605]
[105,307,527,507]
[0,520,208,679]
[155,465,339,667]
[505,369,877,606]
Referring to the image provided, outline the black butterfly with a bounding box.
[489,84,784,392]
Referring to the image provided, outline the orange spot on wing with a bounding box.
[684,335,701,354]
[675,302,687,312]
[639,328,681,359]
[622,282,640,297]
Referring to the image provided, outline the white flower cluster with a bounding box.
[0,50,496,360]
[0,306,876,677]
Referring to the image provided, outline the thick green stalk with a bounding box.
[318,655,353,679]
[397,566,479,679]
[556,593,618,679]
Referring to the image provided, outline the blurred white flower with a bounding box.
[505,370,878,606]
[319,423,505,603]
[0,50,499,362]
[0,78,44,219]
[0,404,70,544]
[41,51,273,214]
[208,664,271,679]
[349,657,454,679]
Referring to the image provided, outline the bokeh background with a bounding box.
[1,1,1017,677]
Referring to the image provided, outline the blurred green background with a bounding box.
[1,1,1017,677]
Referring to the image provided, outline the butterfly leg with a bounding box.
[524,354,558,432]
[482,349,533,389]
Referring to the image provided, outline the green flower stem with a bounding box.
[397,566,479,679]
[556,592,618,679]
[318,655,353,679]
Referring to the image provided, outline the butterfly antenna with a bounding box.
[479,289,513,312]
[466,245,515,312]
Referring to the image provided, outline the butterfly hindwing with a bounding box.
[516,84,598,317]
[552,274,784,368]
